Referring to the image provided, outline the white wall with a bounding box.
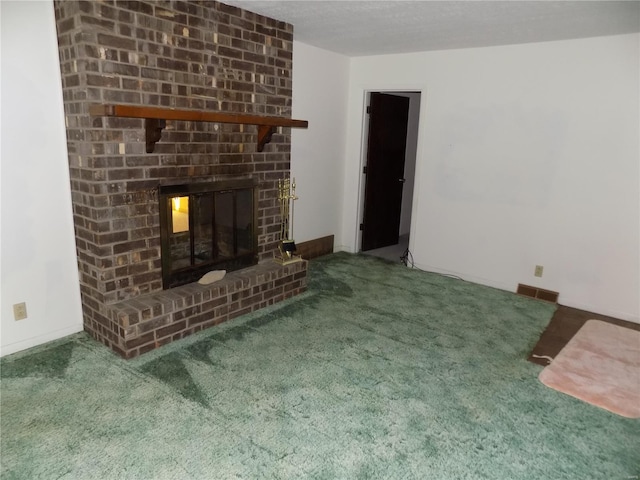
[344,34,640,322]
[0,1,83,356]
[291,41,350,249]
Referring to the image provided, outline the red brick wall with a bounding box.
[53,1,301,356]
[54,1,293,300]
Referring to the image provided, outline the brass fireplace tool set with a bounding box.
[275,177,302,265]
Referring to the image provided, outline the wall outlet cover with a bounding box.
[13,302,28,321]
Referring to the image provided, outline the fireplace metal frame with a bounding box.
[158,178,259,289]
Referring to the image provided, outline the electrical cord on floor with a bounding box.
[531,354,554,365]
[400,247,413,267]
[400,247,465,281]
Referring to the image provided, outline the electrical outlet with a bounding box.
[13,302,28,321]
[534,265,544,278]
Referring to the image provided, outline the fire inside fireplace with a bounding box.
[158,178,259,289]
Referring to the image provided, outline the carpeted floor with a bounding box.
[1,252,638,479]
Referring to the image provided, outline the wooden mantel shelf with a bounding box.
[89,104,309,153]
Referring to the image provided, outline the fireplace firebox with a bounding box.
[159,178,259,289]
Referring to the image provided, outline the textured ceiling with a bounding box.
[222,1,640,56]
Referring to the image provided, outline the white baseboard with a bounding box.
[411,261,514,293]
[412,261,640,324]
[0,325,84,358]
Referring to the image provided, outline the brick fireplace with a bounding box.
[54,0,307,358]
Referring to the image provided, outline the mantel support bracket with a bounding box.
[257,125,275,153]
[145,118,166,153]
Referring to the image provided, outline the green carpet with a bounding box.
[1,253,638,479]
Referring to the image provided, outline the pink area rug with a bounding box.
[539,320,640,418]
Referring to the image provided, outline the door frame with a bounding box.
[355,89,423,253]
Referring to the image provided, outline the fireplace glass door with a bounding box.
[159,179,258,289]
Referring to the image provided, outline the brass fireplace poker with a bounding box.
[275,177,302,265]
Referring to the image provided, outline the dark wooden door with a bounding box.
[361,93,410,251]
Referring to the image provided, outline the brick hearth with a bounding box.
[54,0,307,358]
[107,261,306,357]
